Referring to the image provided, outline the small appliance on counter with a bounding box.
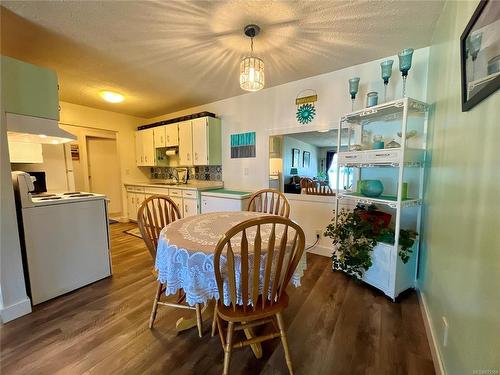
[11,171,112,305]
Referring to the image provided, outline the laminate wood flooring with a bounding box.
[0,222,435,375]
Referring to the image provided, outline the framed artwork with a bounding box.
[460,0,500,111]
[292,148,300,167]
[303,151,310,168]
[230,132,256,158]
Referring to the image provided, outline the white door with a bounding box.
[183,198,198,217]
[135,131,144,166]
[153,126,166,148]
[142,129,155,166]
[87,137,122,215]
[192,118,208,165]
[178,121,193,166]
[165,123,179,147]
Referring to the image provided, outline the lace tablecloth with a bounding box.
[155,211,307,306]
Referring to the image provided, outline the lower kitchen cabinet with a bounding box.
[126,185,204,221]
[183,198,198,217]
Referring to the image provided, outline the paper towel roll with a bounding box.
[165,149,177,156]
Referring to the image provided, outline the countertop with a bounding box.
[124,180,223,191]
[200,188,252,199]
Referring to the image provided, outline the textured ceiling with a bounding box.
[1,1,444,118]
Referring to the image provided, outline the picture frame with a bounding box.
[303,151,310,168]
[460,0,500,111]
[292,148,300,167]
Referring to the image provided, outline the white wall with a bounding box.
[59,102,148,219]
[12,144,71,192]
[282,136,319,183]
[147,47,430,191]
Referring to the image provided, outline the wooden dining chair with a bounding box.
[299,177,316,190]
[137,195,203,336]
[247,189,290,218]
[213,216,305,375]
[306,184,335,196]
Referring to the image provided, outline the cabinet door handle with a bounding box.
[185,204,188,213]
[167,135,170,143]
[195,152,198,161]
[187,153,190,161]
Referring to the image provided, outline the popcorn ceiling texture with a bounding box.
[151,166,222,181]
[1,1,443,118]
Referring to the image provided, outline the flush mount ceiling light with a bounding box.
[240,24,265,92]
[100,90,125,103]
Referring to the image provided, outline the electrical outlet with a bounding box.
[244,168,249,176]
[442,316,449,347]
[315,229,323,237]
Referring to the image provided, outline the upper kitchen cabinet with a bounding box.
[153,124,179,148]
[192,117,221,166]
[178,120,193,166]
[1,56,59,120]
[135,128,155,166]
[137,116,221,167]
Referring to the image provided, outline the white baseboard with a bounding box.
[306,243,331,257]
[417,288,446,375]
[0,297,31,323]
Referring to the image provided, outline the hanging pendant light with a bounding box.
[240,24,265,92]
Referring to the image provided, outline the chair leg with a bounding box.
[211,302,218,337]
[195,303,203,337]
[222,321,234,375]
[149,282,163,329]
[276,312,294,375]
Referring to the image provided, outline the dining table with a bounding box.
[154,211,307,357]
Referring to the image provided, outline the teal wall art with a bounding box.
[230,131,256,158]
[296,89,318,124]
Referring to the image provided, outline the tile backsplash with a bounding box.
[150,166,222,181]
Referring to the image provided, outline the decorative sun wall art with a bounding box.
[296,89,318,124]
[230,131,256,158]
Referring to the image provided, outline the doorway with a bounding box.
[86,137,122,215]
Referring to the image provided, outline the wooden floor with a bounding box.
[0,222,435,375]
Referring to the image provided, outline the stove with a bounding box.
[30,191,104,206]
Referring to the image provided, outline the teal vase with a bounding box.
[359,180,384,198]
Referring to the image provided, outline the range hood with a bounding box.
[6,112,76,144]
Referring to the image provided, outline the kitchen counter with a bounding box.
[124,180,223,191]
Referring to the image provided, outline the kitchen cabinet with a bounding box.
[178,120,193,166]
[135,129,155,166]
[153,126,166,148]
[165,124,179,147]
[183,198,198,217]
[154,124,179,149]
[181,117,222,166]
[200,189,251,213]
[126,185,146,220]
[1,56,59,121]
[169,196,183,217]
[136,116,220,168]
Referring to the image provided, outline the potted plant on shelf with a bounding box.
[324,204,417,280]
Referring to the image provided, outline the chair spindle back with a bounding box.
[137,195,182,259]
[214,216,305,313]
[247,189,290,218]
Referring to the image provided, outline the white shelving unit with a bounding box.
[334,97,429,300]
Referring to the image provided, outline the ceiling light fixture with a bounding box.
[100,90,125,103]
[240,24,265,92]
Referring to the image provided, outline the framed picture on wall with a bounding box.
[303,151,310,168]
[292,148,300,167]
[460,0,500,111]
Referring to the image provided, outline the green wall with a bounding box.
[420,1,500,374]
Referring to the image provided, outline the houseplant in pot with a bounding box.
[325,205,417,280]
